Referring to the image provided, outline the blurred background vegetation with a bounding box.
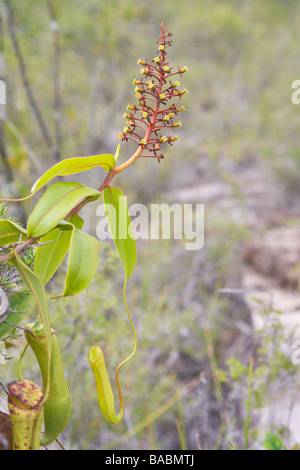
[1,0,300,450]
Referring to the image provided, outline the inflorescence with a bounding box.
[118,22,188,162]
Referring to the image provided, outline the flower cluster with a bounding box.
[119,22,188,162]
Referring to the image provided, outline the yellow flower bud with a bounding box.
[179,66,188,73]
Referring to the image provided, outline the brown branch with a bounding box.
[0,5,26,222]
[4,0,55,158]
[0,6,12,182]
[46,0,62,162]
[0,237,36,263]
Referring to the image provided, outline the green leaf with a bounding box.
[263,432,283,450]
[53,227,99,298]
[27,182,100,238]
[10,252,52,403]
[31,154,115,193]
[0,219,27,246]
[103,186,136,279]
[114,143,121,163]
[34,214,84,286]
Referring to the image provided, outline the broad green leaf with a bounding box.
[10,252,52,403]
[103,186,136,279]
[34,214,84,286]
[31,154,115,194]
[0,219,27,246]
[27,181,100,238]
[53,227,99,297]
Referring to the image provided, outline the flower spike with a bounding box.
[119,22,188,162]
